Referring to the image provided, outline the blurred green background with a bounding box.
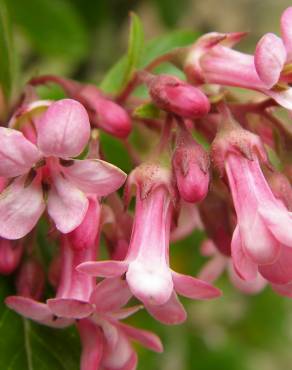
[1,0,292,369]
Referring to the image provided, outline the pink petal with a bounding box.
[63,159,126,196]
[281,7,292,61]
[227,263,267,295]
[231,226,258,280]
[198,255,227,283]
[144,293,187,325]
[77,260,128,277]
[258,205,292,247]
[5,296,73,327]
[47,298,94,319]
[259,245,292,284]
[254,33,286,88]
[0,176,45,239]
[90,278,132,313]
[272,282,292,298]
[264,87,292,110]
[37,99,90,158]
[47,172,88,233]
[172,271,222,299]
[0,127,40,177]
[77,319,104,370]
[118,323,163,352]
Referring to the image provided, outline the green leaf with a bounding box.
[133,102,161,119]
[5,0,88,60]
[0,0,16,99]
[0,277,81,370]
[100,30,199,94]
[100,13,144,94]
[123,12,144,85]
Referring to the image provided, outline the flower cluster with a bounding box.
[1,7,292,370]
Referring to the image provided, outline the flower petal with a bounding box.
[258,205,292,247]
[227,263,266,295]
[0,127,40,177]
[264,87,292,110]
[198,255,227,283]
[144,293,186,325]
[259,245,292,284]
[231,225,258,280]
[37,99,90,158]
[118,323,163,353]
[255,33,286,88]
[90,278,132,313]
[77,260,128,278]
[281,7,292,61]
[77,319,104,370]
[47,172,88,233]
[63,159,126,196]
[172,271,222,299]
[47,298,94,319]
[110,305,143,320]
[272,282,292,298]
[5,296,73,328]
[0,176,45,239]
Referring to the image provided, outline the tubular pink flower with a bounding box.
[212,120,292,282]
[0,99,126,239]
[78,163,221,325]
[185,9,292,109]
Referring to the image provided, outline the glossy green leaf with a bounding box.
[5,0,88,59]
[100,29,199,94]
[0,0,16,99]
[0,277,81,370]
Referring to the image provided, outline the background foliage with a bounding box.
[0,0,292,369]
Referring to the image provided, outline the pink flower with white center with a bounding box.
[77,278,163,370]
[185,8,292,109]
[211,116,292,282]
[78,162,221,325]
[0,98,126,240]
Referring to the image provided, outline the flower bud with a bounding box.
[268,172,292,210]
[146,74,210,118]
[172,127,209,203]
[0,239,23,275]
[16,258,45,300]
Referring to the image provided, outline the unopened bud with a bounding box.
[145,73,210,118]
[172,127,209,203]
[16,258,45,300]
[0,239,23,275]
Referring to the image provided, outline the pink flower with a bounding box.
[77,278,163,370]
[78,162,221,325]
[0,99,126,239]
[185,8,292,109]
[212,121,292,283]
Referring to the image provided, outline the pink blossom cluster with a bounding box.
[1,7,292,370]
